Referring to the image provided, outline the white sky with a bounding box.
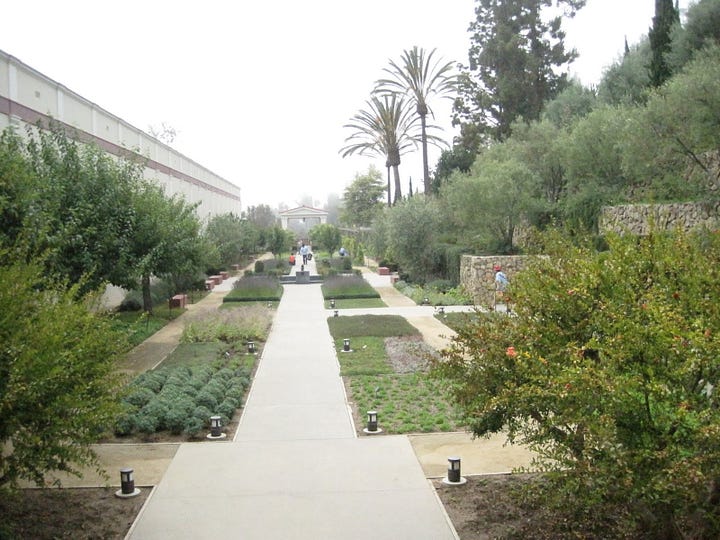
[2,0,691,210]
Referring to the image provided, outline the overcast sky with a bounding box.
[3,0,691,210]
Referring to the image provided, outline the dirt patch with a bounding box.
[384,335,440,373]
[0,487,150,539]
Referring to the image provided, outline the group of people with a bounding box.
[289,243,312,266]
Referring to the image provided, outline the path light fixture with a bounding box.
[247,341,256,354]
[422,297,429,305]
[330,299,336,309]
[207,415,227,440]
[333,310,339,318]
[342,338,352,352]
[442,456,467,485]
[115,467,141,498]
[438,306,445,316]
[363,410,382,434]
[267,301,272,308]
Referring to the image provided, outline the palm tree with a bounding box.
[376,46,457,196]
[340,94,419,205]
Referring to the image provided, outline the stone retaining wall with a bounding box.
[599,202,720,235]
[460,255,530,308]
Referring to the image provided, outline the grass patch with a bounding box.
[327,314,418,338]
[321,275,379,299]
[335,337,393,375]
[110,306,185,349]
[349,373,462,433]
[325,298,386,309]
[224,275,282,302]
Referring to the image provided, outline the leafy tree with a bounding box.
[309,223,342,255]
[648,0,680,87]
[597,39,652,106]
[128,183,205,312]
[341,94,422,204]
[244,204,277,229]
[560,105,631,230]
[204,213,258,267]
[376,46,456,195]
[432,228,720,537]
[454,0,585,145]
[0,258,124,488]
[623,45,720,202]
[667,0,720,72]
[442,155,536,253]
[22,125,140,294]
[385,196,443,282]
[340,166,385,227]
[431,145,476,194]
[541,79,596,128]
[0,129,36,249]
[267,225,292,258]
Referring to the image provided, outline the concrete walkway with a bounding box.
[127,257,458,539]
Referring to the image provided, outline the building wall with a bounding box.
[0,49,241,221]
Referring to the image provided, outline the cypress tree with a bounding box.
[649,0,680,87]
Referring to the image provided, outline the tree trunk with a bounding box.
[386,165,391,207]
[141,274,153,314]
[421,114,430,195]
[392,165,402,204]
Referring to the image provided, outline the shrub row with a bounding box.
[321,275,379,300]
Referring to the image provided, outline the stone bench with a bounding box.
[205,280,215,291]
[378,267,390,276]
[220,271,230,280]
[210,275,223,285]
[295,271,310,284]
[170,294,187,308]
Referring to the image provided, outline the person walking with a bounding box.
[494,265,510,312]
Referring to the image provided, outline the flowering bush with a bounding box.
[432,228,720,536]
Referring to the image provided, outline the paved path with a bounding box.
[127,257,459,539]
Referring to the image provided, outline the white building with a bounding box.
[0,49,241,220]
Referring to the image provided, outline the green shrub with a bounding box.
[183,416,204,437]
[254,260,265,273]
[124,387,156,408]
[195,390,218,411]
[321,275,379,300]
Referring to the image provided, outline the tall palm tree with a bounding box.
[340,94,419,205]
[376,46,457,196]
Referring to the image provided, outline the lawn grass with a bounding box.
[349,373,462,433]
[335,337,393,375]
[327,314,462,434]
[324,298,386,309]
[111,307,185,349]
[327,314,418,338]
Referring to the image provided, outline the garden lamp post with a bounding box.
[247,341,256,354]
[443,456,466,485]
[207,415,227,440]
[115,467,141,498]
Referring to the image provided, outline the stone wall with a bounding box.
[460,255,530,308]
[599,202,720,235]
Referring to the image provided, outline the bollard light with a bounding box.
[442,456,467,485]
[367,411,378,432]
[267,301,272,308]
[362,410,382,434]
[343,338,351,352]
[115,467,141,498]
[438,306,445,315]
[422,297,429,305]
[330,298,336,309]
[207,415,227,440]
[334,310,339,318]
[247,341,256,354]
